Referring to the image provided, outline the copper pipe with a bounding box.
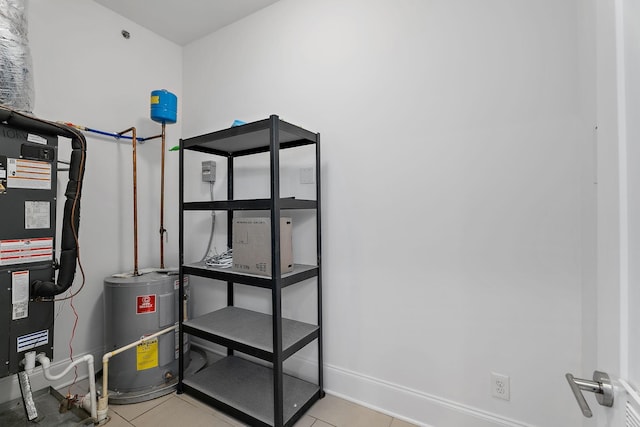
[160,123,166,269]
[118,127,139,276]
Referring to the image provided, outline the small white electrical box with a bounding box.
[202,160,216,182]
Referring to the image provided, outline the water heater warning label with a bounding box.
[136,294,156,314]
[136,338,158,371]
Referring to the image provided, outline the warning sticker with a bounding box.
[0,155,7,194]
[173,275,189,290]
[174,324,179,359]
[137,338,159,371]
[25,201,50,229]
[12,270,29,320]
[136,294,156,314]
[0,238,53,266]
[7,158,51,190]
[27,134,47,145]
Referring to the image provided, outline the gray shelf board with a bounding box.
[182,262,318,287]
[183,198,317,211]
[182,117,317,154]
[183,307,318,355]
[183,356,319,426]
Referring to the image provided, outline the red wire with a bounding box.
[67,292,79,396]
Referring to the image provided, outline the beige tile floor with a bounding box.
[62,381,418,427]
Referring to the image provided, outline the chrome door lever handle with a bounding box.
[565,371,614,418]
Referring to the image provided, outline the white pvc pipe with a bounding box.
[23,351,36,374]
[36,353,97,422]
[98,324,178,419]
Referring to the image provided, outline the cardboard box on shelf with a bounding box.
[232,217,293,276]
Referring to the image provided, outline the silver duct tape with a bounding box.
[17,370,39,421]
[0,0,34,113]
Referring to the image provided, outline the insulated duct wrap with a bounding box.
[0,0,34,112]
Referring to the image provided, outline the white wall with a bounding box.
[623,0,640,386]
[576,0,598,415]
[0,0,182,400]
[0,1,598,425]
[182,1,589,426]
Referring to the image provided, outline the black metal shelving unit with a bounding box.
[178,115,323,427]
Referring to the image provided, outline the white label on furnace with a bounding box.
[27,134,47,145]
[7,158,51,190]
[0,237,54,266]
[25,201,50,229]
[12,270,29,320]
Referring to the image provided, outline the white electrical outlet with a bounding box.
[491,372,510,401]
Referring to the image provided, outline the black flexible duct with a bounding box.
[0,106,86,297]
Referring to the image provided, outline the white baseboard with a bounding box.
[285,355,536,427]
[162,342,537,427]
[0,347,103,405]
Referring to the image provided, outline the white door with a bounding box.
[572,0,640,425]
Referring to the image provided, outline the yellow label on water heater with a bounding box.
[136,338,158,371]
[150,95,160,104]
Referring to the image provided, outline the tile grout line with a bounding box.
[175,393,244,426]
[114,395,174,422]
[311,419,337,427]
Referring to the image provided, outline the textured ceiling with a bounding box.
[93,0,280,45]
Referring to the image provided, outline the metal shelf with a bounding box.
[183,307,318,361]
[183,356,320,427]
[183,198,317,211]
[182,262,318,289]
[178,114,323,427]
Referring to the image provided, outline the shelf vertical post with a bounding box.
[269,115,284,426]
[227,154,234,357]
[227,155,234,307]
[316,132,324,397]
[178,138,185,394]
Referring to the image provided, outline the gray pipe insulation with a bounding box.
[0,0,34,113]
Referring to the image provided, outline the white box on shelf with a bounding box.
[232,217,293,276]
